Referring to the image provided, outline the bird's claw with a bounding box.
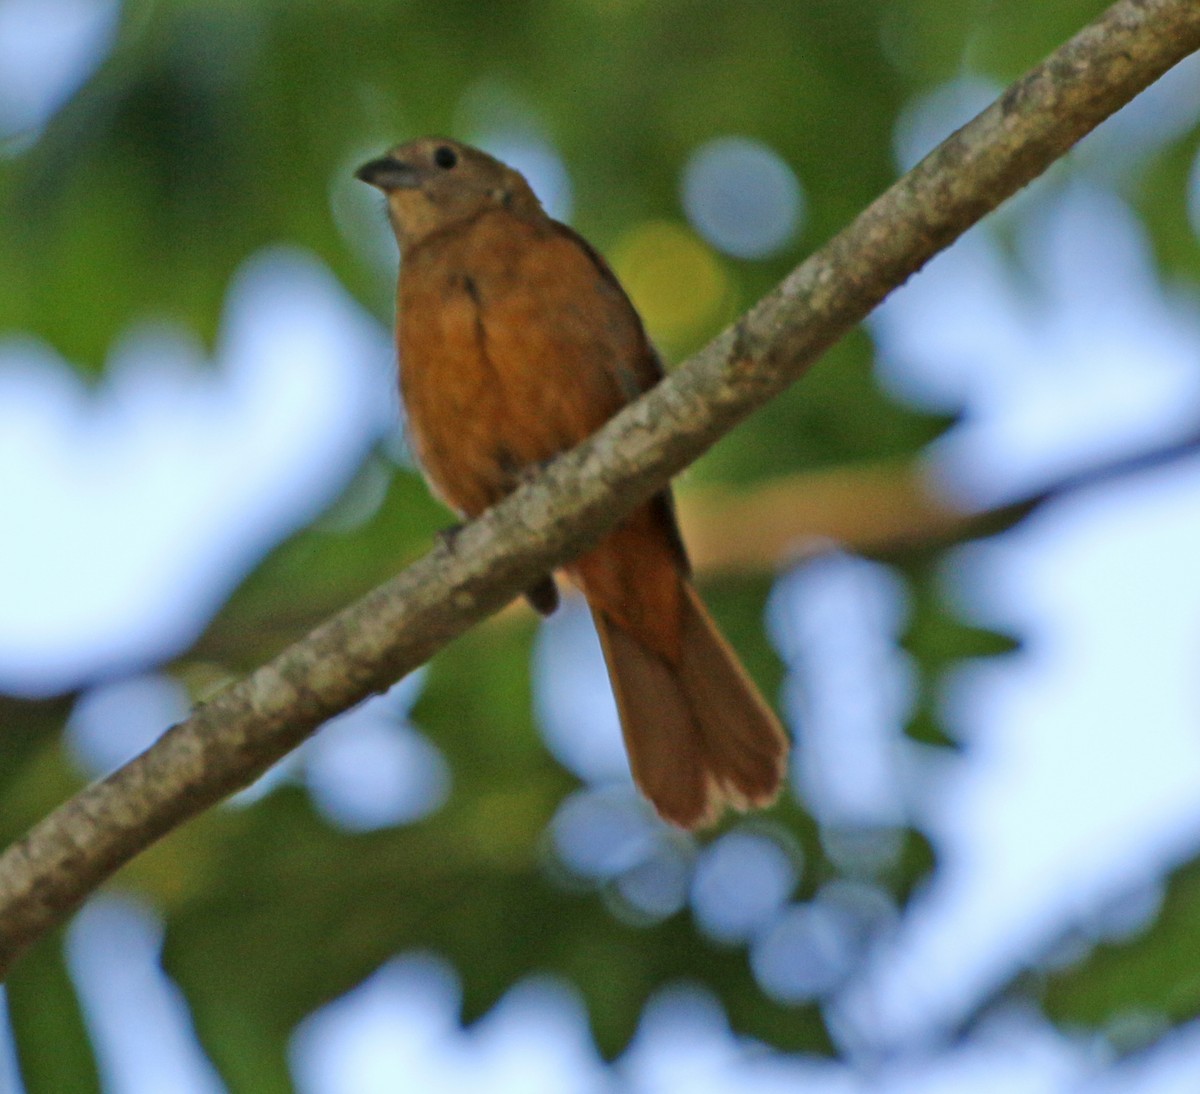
[514,458,553,489]
[435,522,465,553]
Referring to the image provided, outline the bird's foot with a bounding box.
[435,522,465,553]
[524,575,560,616]
[513,458,554,490]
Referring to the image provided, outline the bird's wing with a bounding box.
[548,220,666,396]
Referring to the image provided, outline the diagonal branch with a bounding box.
[1,0,1198,978]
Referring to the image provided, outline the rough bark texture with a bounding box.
[1,0,1198,978]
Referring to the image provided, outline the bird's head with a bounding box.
[355,137,541,249]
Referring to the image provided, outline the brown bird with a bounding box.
[356,137,788,829]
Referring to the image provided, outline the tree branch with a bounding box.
[2,0,1197,978]
[680,421,1200,572]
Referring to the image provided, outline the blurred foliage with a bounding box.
[3,0,1197,1088]
[189,464,447,671]
[1042,858,1200,1036]
[895,557,1021,748]
[0,696,76,791]
[6,931,100,1094]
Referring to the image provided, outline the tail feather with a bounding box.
[676,583,789,810]
[590,580,789,830]
[594,615,718,828]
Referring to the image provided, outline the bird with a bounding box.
[356,136,788,829]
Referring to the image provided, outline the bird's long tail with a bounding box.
[590,580,789,829]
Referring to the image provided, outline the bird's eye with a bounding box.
[434,146,458,169]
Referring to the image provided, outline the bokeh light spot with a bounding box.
[690,831,799,943]
[751,901,857,1004]
[532,597,628,784]
[65,895,225,1094]
[305,676,449,831]
[681,136,804,259]
[550,788,660,881]
[610,220,731,346]
[613,844,693,923]
[0,0,118,141]
[68,674,190,778]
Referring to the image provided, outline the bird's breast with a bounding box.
[396,212,637,518]
[397,267,509,515]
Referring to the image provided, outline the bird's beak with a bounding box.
[354,155,422,191]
